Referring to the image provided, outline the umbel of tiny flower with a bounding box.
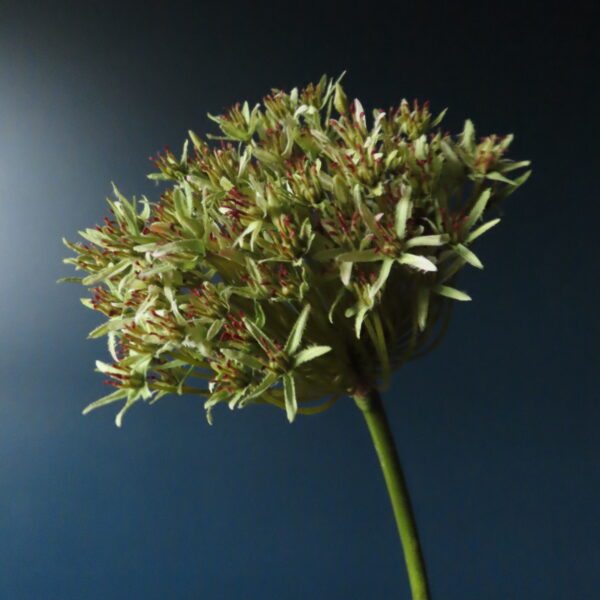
[61,72,531,427]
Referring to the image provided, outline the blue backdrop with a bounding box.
[1,2,598,598]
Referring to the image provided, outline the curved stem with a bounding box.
[354,389,430,600]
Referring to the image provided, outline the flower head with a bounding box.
[61,73,531,425]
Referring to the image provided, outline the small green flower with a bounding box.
[61,72,531,426]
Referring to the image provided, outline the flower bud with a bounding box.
[334,83,349,115]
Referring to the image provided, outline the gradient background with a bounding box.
[1,2,598,599]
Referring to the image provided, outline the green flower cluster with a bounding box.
[62,73,531,426]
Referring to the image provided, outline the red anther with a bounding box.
[228,198,247,209]
[95,225,102,231]
[359,111,365,118]
[337,212,349,236]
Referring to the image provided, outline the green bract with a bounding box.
[61,73,531,426]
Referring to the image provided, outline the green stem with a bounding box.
[354,389,430,600]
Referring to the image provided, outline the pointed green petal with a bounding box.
[432,284,472,301]
[328,287,346,323]
[293,345,332,368]
[283,374,297,422]
[284,304,311,355]
[404,234,448,249]
[242,317,277,352]
[466,188,492,229]
[453,244,483,269]
[416,287,430,331]
[369,258,394,299]
[336,249,381,262]
[465,218,501,243]
[82,388,128,416]
[486,171,516,184]
[397,253,437,272]
[394,195,412,239]
[340,261,352,286]
[244,372,278,401]
[355,305,369,339]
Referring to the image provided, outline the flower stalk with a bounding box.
[355,389,430,600]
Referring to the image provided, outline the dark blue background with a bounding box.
[1,2,598,598]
